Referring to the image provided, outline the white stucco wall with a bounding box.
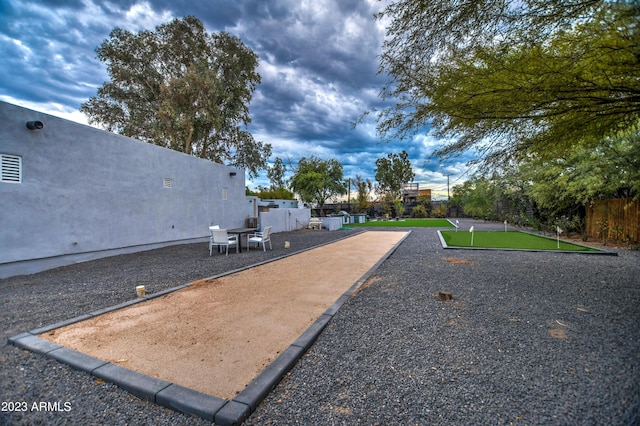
[0,101,245,278]
[259,209,311,233]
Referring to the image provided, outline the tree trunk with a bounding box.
[183,126,193,155]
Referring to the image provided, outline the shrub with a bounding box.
[412,205,428,218]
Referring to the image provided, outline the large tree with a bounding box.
[289,156,346,215]
[452,176,496,220]
[375,1,640,165]
[523,134,640,214]
[451,131,639,232]
[267,156,287,190]
[374,150,415,199]
[80,16,271,178]
[352,175,374,213]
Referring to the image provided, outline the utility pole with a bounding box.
[444,174,453,200]
[444,173,453,217]
[347,178,351,212]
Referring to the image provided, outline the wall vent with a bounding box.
[163,178,172,188]
[1,154,22,183]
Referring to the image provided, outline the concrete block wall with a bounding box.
[0,101,245,278]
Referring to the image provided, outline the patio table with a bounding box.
[228,227,257,253]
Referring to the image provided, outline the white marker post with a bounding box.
[455,219,460,232]
[556,226,563,249]
[504,220,508,232]
[470,226,475,246]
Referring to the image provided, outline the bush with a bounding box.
[393,199,405,217]
[431,204,447,218]
[412,205,428,218]
[246,187,295,200]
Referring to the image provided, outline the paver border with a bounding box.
[8,230,411,425]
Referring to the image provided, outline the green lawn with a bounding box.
[439,230,599,252]
[350,219,455,228]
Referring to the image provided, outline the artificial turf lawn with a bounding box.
[350,219,455,228]
[440,230,599,252]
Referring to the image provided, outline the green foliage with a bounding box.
[352,175,373,213]
[431,203,448,218]
[374,1,640,166]
[451,130,639,235]
[289,156,346,214]
[454,177,495,220]
[379,192,394,217]
[351,219,454,228]
[411,204,427,218]
[374,150,415,199]
[80,16,271,178]
[393,199,405,218]
[248,187,295,200]
[416,194,431,207]
[267,157,287,190]
[524,134,640,213]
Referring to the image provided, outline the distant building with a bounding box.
[402,183,431,204]
[419,188,432,199]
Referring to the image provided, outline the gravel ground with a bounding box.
[2,221,639,425]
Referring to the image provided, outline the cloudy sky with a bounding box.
[0,0,474,199]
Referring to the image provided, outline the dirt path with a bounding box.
[41,231,407,399]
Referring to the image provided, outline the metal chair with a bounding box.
[209,228,238,255]
[247,226,272,251]
[208,225,220,255]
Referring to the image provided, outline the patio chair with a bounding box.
[209,228,238,256]
[209,225,221,255]
[247,226,272,251]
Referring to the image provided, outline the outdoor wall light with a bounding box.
[229,171,237,176]
[26,121,44,130]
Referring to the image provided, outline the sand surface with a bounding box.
[41,231,407,399]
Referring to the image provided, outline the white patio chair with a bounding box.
[209,228,238,256]
[247,226,272,251]
[209,225,221,255]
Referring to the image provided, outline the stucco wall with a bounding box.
[259,209,311,233]
[0,101,245,277]
[259,199,299,209]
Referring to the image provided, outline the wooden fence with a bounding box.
[586,198,640,243]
